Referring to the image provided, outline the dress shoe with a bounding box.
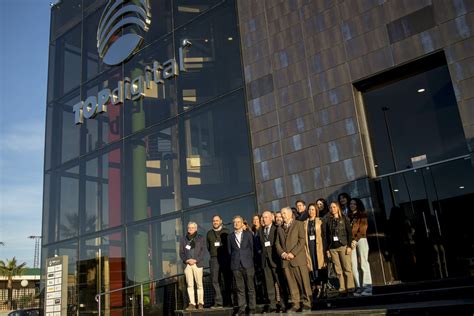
[197,303,204,310]
[185,304,196,311]
[301,306,312,313]
[287,305,300,313]
[265,306,277,313]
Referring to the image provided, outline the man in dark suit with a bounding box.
[228,215,256,314]
[257,211,288,312]
[276,207,312,312]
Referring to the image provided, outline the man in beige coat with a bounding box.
[276,207,313,312]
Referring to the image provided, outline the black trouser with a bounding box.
[233,266,256,311]
[262,260,278,308]
[210,256,232,306]
[276,267,289,307]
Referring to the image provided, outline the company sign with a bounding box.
[73,0,192,125]
[98,0,151,66]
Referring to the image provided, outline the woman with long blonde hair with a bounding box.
[323,202,354,295]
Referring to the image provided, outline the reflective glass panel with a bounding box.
[176,0,242,112]
[83,144,123,233]
[362,62,468,175]
[180,91,253,208]
[124,121,179,223]
[50,0,82,41]
[123,36,177,135]
[127,216,182,282]
[82,67,124,152]
[173,0,222,28]
[58,166,80,240]
[372,157,474,284]
[78,230,125,315]
[48,25,82,101]
[82,8,109,82]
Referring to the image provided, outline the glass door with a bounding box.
[374,157,474,284]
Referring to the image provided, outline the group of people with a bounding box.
[179,193,373,314]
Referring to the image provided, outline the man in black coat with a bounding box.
[179,222,206,310]
[206,215,231,308]
[257,211,288,312]
[228,215,256,314]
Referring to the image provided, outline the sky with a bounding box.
[0,0,52,267]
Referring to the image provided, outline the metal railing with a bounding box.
[95,269,212,316]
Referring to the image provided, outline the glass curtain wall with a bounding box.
[42,1,255,314]
[357,52,474,286]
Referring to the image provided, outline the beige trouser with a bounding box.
[330,246,355,292]
[184,264,204,305]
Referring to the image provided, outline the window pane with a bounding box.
[83,145,123,233]
[49,25,82,101]
[50,0,82,41]
[143,0,173,44]
[173,0,222,29]
[78,231,125,314]
[59,166,80,240]
[127,217,182,282]
[60,93,82,163]
[82,8,109,82]
[181,91,253,208]
[82,68,124,151]
[363,62,468,175]
[124,121,180,223]
[123,36,177,136]
[176,0,243,112]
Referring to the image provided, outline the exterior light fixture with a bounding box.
[228,37,233,41]
[182,39,192,47]
[459,186,465,189]
[417,88,425,93]
[393,189,399,192]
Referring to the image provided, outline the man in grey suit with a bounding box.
[228,215,256,314]
[276,207,312,312]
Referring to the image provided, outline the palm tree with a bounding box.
[0,257,27,310]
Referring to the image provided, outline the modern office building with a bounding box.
[42,0,474,314]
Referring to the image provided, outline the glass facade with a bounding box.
[42,1,474,314]
[42,1,255,314]
[357,53,474,286]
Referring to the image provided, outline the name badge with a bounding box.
[214,241,221,247]
[333,236,339,242]
[309,235,316,241]
[185,245,191,250]
[264,241,271,247]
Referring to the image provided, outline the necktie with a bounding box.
[265,227,269,240]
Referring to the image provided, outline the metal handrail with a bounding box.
[95,269,210,316]
[374,154,471,179]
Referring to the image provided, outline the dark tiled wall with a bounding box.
[237,0,474,211]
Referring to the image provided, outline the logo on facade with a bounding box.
[97,0,151,66]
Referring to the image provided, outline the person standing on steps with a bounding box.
[179,222,205,310]
[207,215,232,308]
